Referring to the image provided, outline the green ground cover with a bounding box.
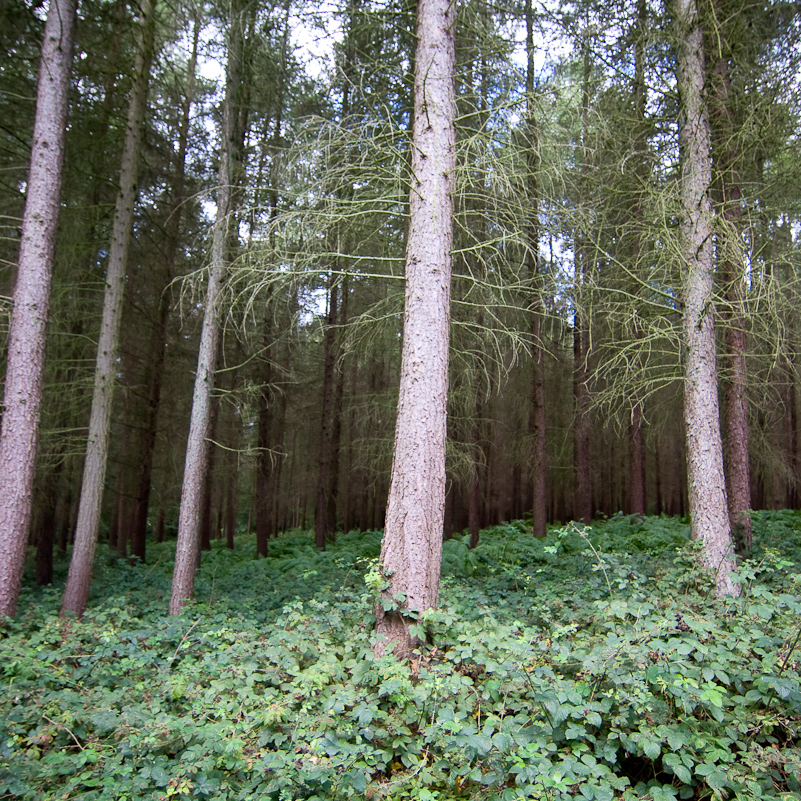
[1,512,800,800]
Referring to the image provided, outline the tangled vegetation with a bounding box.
[1,512,800,800]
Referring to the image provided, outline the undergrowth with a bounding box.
[1,512,800,800]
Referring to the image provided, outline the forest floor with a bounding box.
[1,512,800,800]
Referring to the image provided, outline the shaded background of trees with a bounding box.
[1,0,799,586]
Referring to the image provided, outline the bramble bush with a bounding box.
[1,513,800,800]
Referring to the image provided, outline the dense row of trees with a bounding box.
[0,0,799,636]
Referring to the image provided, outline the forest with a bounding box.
[0,0,800,796]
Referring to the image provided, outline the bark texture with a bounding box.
[709,16,752,551]
[0,0,76,618]
[61,0,156,617]
[374,0,456,659]
[169,109,232,614]
[675,0,739,597]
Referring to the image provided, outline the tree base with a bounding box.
[373,606,418,660]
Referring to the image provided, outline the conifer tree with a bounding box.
[674,0,739,596]
[0,0,76,619]
[62,0,157,617]
[374,0,457,659]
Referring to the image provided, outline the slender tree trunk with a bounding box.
[131,18,200,562]
[343,361,359,534]
[629,405,646,514]
[169,61,236,616]
[61,0,155,617]
[573,33,593,526]
[256,345,273,555]
[573,315,592,523]
[374,0,456,660]
[627,0,648,517]
[58,469,75,553]
[468,414,482,550]
[199,394,219,553]
[525,0,547,537]
[789,357,799,508]
[709,20,752,551]
[254,7,290,552]
[316,277,340,549]
[130,294,168,560]
[35,460,62,586]
[226,479,237,549]
[0,0,76,619]
[675,0,739,596]
[328,278,348,536]
[655,437,663,514]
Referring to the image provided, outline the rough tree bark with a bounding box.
[61,0,156,617]
[0,0,76,618]
[675,0,740,596]
[169,153,229,612]
[169,80,236,614]
[709,4,752,552]
[374,0,456,660]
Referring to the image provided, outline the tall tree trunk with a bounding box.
[328,278,348,536]
[628,0,648,516]
[315,276,340,549]
[0,0,76,619]
[374,0,456,660]
[675,0,739,596]
[256,345,274,555]
[468,408,482,550]
[709,12,752,551]
[61,0,155,617]
[254,3,290,553]
[169,39,238,615]
[573,314,592,523]
[573,31,592,526]
[35,459,63,586]
[198,394,219,554]
[131,17,200,562]
[788,356,799,509]
[526,0,547,537]
[629,405,646,514]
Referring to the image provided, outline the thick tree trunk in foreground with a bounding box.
[675,0,739,597]
[0,0,76,618]
[374,0,456,659]
[61,0,155,617]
